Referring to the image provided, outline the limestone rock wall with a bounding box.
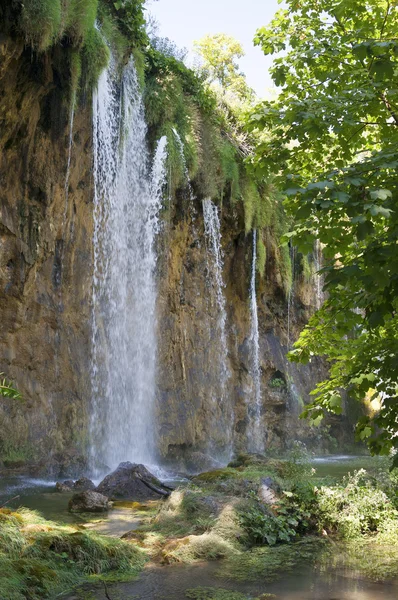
[0,39,93,474]
[155,196,337,466]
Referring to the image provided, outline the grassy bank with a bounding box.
[0,507,146,600]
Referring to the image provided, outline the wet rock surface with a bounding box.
[68,490,109,513]
[73,477,96,491]
[56,480,74,493]
[96,462,171,500]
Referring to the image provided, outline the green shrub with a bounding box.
[239,495,311,546]
[315,469,398,539]
[257,236,266,276]
[269,377,285,389]
[218,139,240,203]
[20,0,62,51]
[65,0,98,45]
[80,27,110,91]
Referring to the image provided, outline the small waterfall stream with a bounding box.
[287,245,296,348]
[172,128,199,234]
[314,239,324,309]
[64,106,75,205]
[202,199,232,455]
[90,59,167,471]
[248,229,263,452]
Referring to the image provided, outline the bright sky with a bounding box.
[146,0,282,98]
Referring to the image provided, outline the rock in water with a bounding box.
[55,480,74,493]
[96,462,169,500]
[69,490,109,513]
[73,477,96,491]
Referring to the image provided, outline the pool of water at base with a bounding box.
[64,560,398,600]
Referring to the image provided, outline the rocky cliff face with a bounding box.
[156,194,333,468]
[0,38,93,474]
[0,38,346,476]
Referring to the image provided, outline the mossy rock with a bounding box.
[3,459,26,469]
[193,469,238,483]
[228,454,269,468]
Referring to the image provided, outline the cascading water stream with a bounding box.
[54,105,76,379]
[202,199,233,455]
[314,239,324,309]
[90,58,167,472]
[64,106,75,207]
[287,245,296,348]
[172,128,199,234]
[248,229,263,453]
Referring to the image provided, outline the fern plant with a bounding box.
[0,374,21,400]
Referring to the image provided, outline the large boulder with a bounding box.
[68,490,110,513]
[96,462,170,500]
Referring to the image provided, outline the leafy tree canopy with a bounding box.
[194,33,255,102]
[248,0,398,462]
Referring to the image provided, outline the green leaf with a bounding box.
[370,189,392,201]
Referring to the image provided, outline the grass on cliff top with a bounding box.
[0,507,146,600]
[19,0,98,51]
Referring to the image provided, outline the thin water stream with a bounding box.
[248,229,263,453]
[202,198,233,457]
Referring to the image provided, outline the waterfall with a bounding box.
[287,245,296,348]
[314,239,324,309]
[64,106,75,205]
[90,59,167,472]
[248,229,263,453]
[202,199,232,455]
[172,128,192,198]
[172,128,198,231]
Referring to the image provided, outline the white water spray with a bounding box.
[314,239,324,309]
[202,199,232,454]
[203,199,229,385]
[172,128,199,231]
[287,245,296,348]
[248,229,263,452]
[90,59,167,471]
[64,106,75,205]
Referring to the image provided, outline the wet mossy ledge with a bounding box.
[0,0,318,298]
[1,0,146,100]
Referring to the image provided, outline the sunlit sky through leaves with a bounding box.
[147,0,282,98]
